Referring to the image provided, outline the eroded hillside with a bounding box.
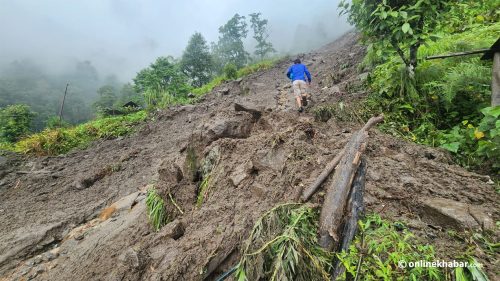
[0,32,498,281]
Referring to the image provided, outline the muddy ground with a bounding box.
[0,32,498,281]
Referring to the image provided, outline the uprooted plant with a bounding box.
[145,187,169,231]
[235,203,334,281]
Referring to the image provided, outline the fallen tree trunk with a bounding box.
[300,149,344,202]
[331,157,367,280]
[318,115,383,250]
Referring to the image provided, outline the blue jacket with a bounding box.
[286,63,311,82]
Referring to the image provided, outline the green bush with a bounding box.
[337,214,489,280]
[337,214,443,280]
[0,104,35,142]
[363,22,499,172]
[438,106,500,171]
[223,63,238,80]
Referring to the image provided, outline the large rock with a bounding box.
[420,198,493,230]
[204,112,254,143]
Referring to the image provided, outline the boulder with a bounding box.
[420,198,491,230]
[204,113,254,143]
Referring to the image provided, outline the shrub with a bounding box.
[0,104,34,142]
[223,63,238,80]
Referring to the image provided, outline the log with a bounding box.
[318,115,383,250]
[301,149,344,202]
[331,157,367,280]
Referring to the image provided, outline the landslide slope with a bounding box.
[0,32,498,281]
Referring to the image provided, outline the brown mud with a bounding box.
[0,32,498,280]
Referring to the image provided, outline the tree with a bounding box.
[213,14,249,70]
[0,104,34,142]
[180,32,213,88]
[116,83,143,106]
[133,57,191,97]
[339,0,451,72]
[249,13,275,59]
[93,85,118,112]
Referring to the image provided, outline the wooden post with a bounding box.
[59,83,69,122]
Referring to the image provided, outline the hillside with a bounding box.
[0,32,498,280]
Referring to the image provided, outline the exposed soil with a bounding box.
[0,32,498,281]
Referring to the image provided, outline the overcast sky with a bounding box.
[0,0,351,81]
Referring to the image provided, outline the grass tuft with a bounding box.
[145,188,169,231]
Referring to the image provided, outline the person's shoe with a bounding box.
[298,106,304,113]
[302,96,308,106]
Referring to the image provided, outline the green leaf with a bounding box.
[440,142,460,153]
[402,23,411,34]
[481,106,500,118]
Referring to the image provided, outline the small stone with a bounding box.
[33,255,43,265]
[35,265,45,274]
[20,266,31,275]
[118,248,141,269]
[74,233,84,240]
[187,92,195,98]
[42,252,57,262]
[159,219,184,240]
[219,87,230,95]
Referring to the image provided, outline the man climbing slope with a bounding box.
[286,58,312,112]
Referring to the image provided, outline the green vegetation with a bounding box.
[196,175,211,207]
[0,104,34,142]
[133,56,191,109]
[249,12,276,59]
[337,214,489,281]
[145,188,169,231]
[337,214,442,280]
[192,59,278,96]
[13,110,146,155]
[340,0,499,173]
[236,203,333,281]
[180,32,214,88]
[212,14,249,71]
[236,206,491,281]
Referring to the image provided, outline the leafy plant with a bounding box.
[223,63,238,80]
[145,188,169,231]
[438,106,500,171]
[0,104,34,142]
[236,203,333,281]
[337,214,443,280]
[339,0,453,71]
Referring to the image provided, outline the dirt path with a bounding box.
[0,32,498,281]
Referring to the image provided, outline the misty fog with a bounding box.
[0,0,351,130]
[0,0,351,81]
